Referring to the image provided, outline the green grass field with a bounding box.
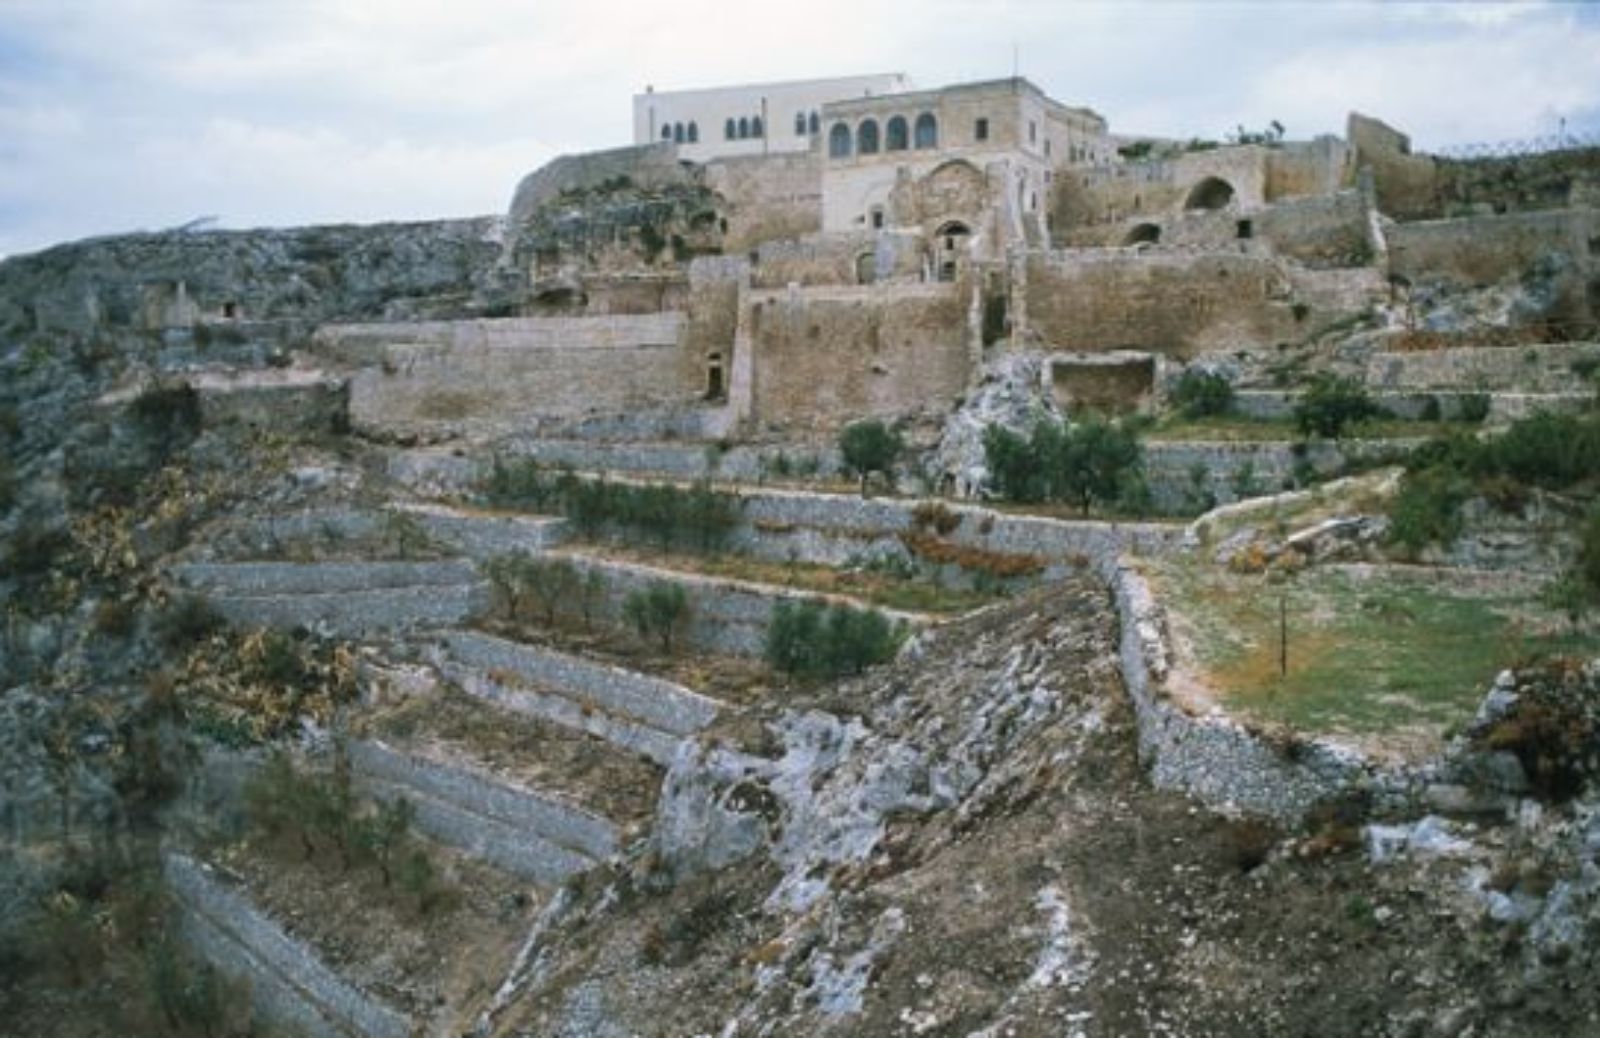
[1152,558,1600,743]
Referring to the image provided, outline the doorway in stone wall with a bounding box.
[934,221,971,282]
[706,353,725,400]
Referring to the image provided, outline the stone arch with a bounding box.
[858,119,880,155]
[885,116,909,152]
[1124,223,1161,245]
[933,220,971,282]
[1185,176,1235,211]
[914,112,938,149]
[829,122,852,158]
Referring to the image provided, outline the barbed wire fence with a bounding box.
[1430,131,1600,160]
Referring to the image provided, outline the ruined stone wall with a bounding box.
[705,152,823,251]
[682,258,747,394]
[1348,112,1439,221]
[1264,137,1354,200]
[0,219,503,335]
[1049,145,1273,233]
[746,283,971,432]
[1023,250,1308,357]
[751,231,926,287]
[1387,208,1596,330]
[315,313,705,439]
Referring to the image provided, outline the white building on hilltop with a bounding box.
[632,73,912,163]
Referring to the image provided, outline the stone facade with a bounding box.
[633,74,911,163]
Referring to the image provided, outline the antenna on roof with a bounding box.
[1012,42,1019,80]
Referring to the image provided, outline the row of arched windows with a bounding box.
[828,113,938,159]
[724,116,764,141]
[661,121,699,144]
[793,111,821,136]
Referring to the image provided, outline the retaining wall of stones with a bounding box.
[165,853,412,1038]
[438,630,717,737]
[1141,438,1422,511]
[349,739,616,862]
[201,584,487,638]
[553,552,929,658]
[1100,557,1395,824]
[1230,389,1591,423]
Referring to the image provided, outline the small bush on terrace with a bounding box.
[1171,369,1235,419]
[982,414,1144,515]
[839,420,904,497]
[1387,410,1600,553]
[765,599,903,679]
[1293,375,1379,440]
[623,581,690,652]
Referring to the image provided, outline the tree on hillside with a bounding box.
[839,420,903,497]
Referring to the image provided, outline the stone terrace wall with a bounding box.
[319,313,701,441]
[746,283,970,433]
[1102,561,1376,824]
[1364,341,1600,391]
[166,853,412,1038]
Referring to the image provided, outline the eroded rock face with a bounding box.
[931,351,1056,498]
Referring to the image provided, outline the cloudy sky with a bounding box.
[2,0,1598,257]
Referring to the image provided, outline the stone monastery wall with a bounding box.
[745,283,971,432]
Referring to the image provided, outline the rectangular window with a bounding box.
[871,208,885,229]
[1029,120,1037,144]
[975,117,989,142]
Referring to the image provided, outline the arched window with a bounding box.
[725,118,736,140]
[1185,176,1236,212]
[914,112,938,149]
[687,121,698,143]
[857,119,880,155]
[673,123,685,144]
[662,125,673,140]
[751,115,763,137]
[829,122,852,158]
[808,111,820,135]
[885,116,908,151]
[738,117,750,139]
[795,112,807,135]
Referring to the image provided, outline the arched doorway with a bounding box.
[1184,177,1235,211]
[933,221,971,282]
[1124,223,1161,245]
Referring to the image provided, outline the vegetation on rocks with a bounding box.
[982,415,1146,515]
[838,419,904,496]
[764,598,903,679]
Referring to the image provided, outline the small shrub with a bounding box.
[382,512,433,560]
[1387,466,1470,556]
[983,415,1145,515]
[154,595,224,650]
[839,420,904,496]
[1230,459,1263,500]
[765,599,902,679]
[910,501,962,535]
[1293,375,1378,440]
[127,383,202,458]
[1182,462,1217,515]
[1457,392,1491,424]
[1171,369,1234,419]
[623,581,689,652]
